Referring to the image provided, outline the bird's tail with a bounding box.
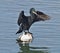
[16,29,22,34]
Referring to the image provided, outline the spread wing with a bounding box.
[36,11,50,21]
[17,12,23,26]
[30,11,50,25]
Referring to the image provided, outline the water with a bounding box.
[0,0,60,53]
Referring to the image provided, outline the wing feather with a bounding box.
[17,12,23,26]
[36,11,50,20]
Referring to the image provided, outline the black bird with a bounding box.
[16,8,50,34]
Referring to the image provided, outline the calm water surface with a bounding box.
[0,0,60,53]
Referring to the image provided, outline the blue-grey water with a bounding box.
[0,0,60,53]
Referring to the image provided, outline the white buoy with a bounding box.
[17,32,33,44]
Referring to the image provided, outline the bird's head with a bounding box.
[30,8,36,14]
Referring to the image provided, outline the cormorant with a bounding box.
[16,8,50,34]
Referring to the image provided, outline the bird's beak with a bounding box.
[32,11,37,15]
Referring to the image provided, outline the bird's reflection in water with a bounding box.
[17,42,49,53]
